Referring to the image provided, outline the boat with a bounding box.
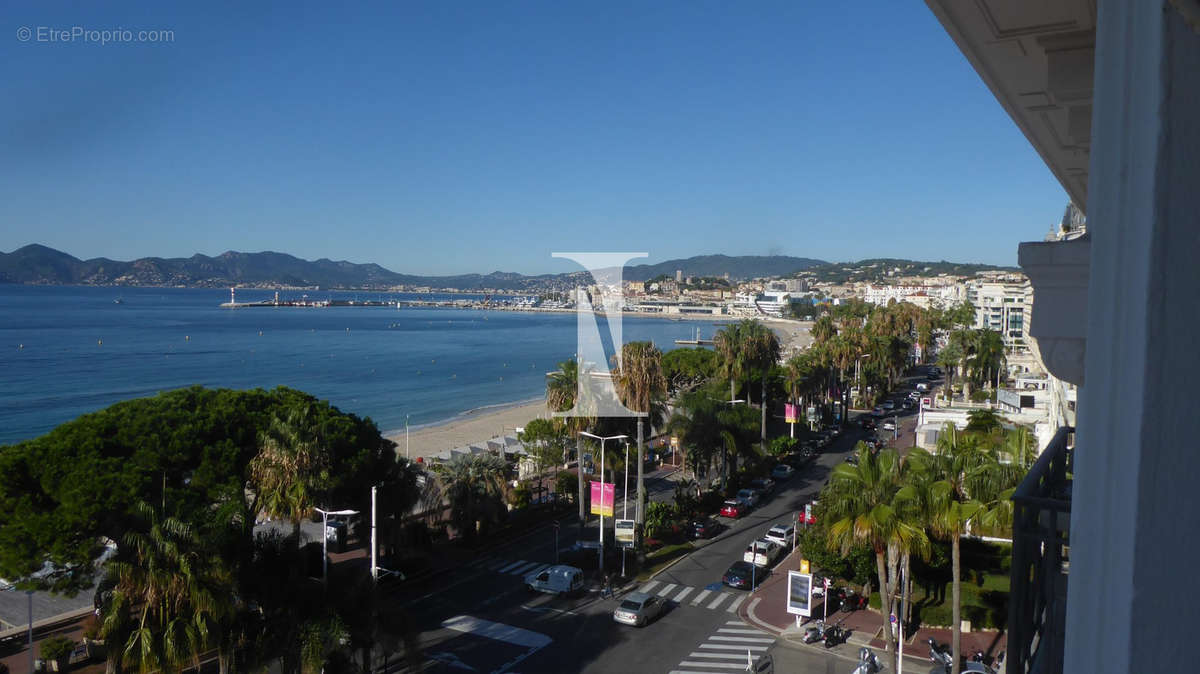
[113,298,124,304]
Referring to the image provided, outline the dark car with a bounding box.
[690,518,720,539]
[749,477,775,495]
[723,560,769,589]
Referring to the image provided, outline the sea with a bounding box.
[0,285,725,446]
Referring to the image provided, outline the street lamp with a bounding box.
[580,431,626,576]
[622,441,631,577]
[314,506,359,585]
[406,414,410,460]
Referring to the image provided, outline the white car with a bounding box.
[882,420,896,431]
[743,539,783,567]
[524,564,584,596]
[764,524,794,548]
[613,591,664,627]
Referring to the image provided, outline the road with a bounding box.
[385,370,936,673]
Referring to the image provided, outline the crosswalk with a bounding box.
[469,556,753,615]
[668,620,775,674]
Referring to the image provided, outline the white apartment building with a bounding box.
[860,283,962,308]
[965,275,1032,353]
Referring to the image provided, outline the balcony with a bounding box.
[1008,426,1072,674]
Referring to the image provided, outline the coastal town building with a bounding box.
[965,274,1032,353]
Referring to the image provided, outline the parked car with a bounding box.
[690,518,720,539]
[525,564,584,596]
[882,420,896,431]
[744,539,783,567]
[765,523,795,547]
[845,454,860,466]
[882,400,895,411]
[860,417,877,430]
[736,489,760,508]
[749,477,775,494]
[613,591,664,627]
[872,406,885,417]
[771,464,795,480]
[902,400,914,410]
[916,382,930,392]
[720,500,745,518]
[723,560,769,589]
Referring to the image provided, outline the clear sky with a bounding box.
[2,1,1067,276]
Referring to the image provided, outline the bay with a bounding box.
[0,285,724,445]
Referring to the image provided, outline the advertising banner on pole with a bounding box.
[785,403,798,424]
[590,481,614,517]
[786,571,813,617]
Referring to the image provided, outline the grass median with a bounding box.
[635,542,696,582]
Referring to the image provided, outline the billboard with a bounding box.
[615,519,636,547]
[786,571,813,617]
[785,403,798,424]
[589,481,614,517]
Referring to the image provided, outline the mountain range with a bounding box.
[0,245,829,291]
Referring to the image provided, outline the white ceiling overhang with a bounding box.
[925,0,1097,214]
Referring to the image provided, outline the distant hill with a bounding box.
[801,258,1020,284]
[622,254,826,282]
[0,245,826,290]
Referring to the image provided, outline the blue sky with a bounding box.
[1,1,1067,276]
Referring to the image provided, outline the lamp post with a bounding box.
[580,431,626,576]
[27,590,33,674]
[622,441,631,578]
[314,506,359,586]
[406,415,410,460]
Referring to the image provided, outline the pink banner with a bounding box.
[589,480,614,517]
[785,403,798,424]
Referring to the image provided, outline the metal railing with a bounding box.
[1007,426,1072,674]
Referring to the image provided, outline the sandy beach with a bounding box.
[386,318,812,462]
[385,399,553,461]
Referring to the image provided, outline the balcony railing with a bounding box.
[1007,426,1072,674]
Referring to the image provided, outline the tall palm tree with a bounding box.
[822,446,920,657]
[613,341,666,526]
[249,405,330,547]
[103,502,232,673]
[968,328,1007,391]
[907,425,1021,674]
[936,341,963,402]
[436,453,508,543]
[782,354,816,437]
[713,322,749,402]
[546,358,591,525]
[739,321,781,452]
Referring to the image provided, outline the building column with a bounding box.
[1066,1,1200,672]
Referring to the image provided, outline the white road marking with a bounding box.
[706,593,730,610]
[707,636,775,644]
[725,620,744,626]
[678,662,755,670]
[716,628,761,634]
[725,594,745,613]
[657,583,678,597]
[697,644,768,651]
[509,561,540,575]
[640,580,660,594]
[691,589,712,605]
[440,615,552,649]
[673,586,694,603]
[688,652,755,659]
[497,560,525,573]
[525,563,550,576]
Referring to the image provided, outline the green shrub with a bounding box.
[510,484,531,509]
[40,636,75,661]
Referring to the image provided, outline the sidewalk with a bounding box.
[738,547,1007,666]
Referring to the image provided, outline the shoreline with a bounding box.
[384,399,553,461]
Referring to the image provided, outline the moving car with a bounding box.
[690,518,720,539]
[749,477,775,494]
[736,488,760,508]
[723,560,769,589]
[720,500,745,518]
[525,564,584,596]
[882,400,895,411]
[770,464,795,480]
[765,523,795,547]
[882,420,896,431]
[613,591,663,626]
[744,538,783,567]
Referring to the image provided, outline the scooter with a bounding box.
[802,620,826,644]
[823,621,847,649]
[850,647,884,674]
[927,638,996,674]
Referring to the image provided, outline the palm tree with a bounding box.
[713,321,749,402]
[546,358,592,525]
[968,328,1007,392]
[936,341,963,402]
[822,446,919,656]
[613,341,667,526]
[249,405,330,547]
[737,320,782,452]
[906,425,1022,674]
[436,453,508,543]
[102,502,232,673]
[782,354,816,437]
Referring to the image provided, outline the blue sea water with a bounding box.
[0,285,723,445]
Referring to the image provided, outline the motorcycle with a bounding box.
[850,647,884,674]
[802,620,825,644]
[822,622,847,649]
[928,638,997,674]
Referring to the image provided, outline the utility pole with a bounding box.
[371,486,378,583]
